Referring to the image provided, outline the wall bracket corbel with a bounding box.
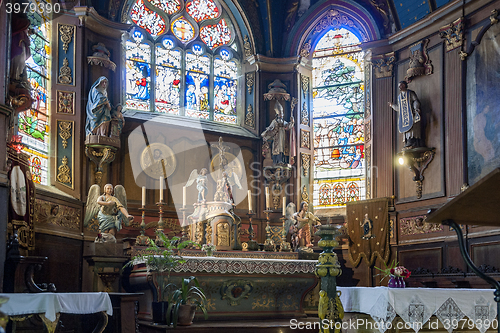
[397,147,435,199]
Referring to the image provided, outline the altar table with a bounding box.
[0,292,113,332]
[337,287,498,333]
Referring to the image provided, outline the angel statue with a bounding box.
[186,168,208,202]
[288,201,321,251]
[84,184,134,243]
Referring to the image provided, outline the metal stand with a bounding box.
[444,220,500,333]
[155,201,165,245]
[135,206,149,246]
[246,211,259,251]
[263,210,275,251]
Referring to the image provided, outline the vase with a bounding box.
[398,276,406,288]
[388,275,398,288]
[206,249,213,256]
[177,304,196,326]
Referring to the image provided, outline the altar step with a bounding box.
[138,318,321,333]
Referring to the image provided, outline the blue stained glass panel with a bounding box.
[155,66,181,114]
[126,60,151,111]
[213,77,236,124]
[185,72,209,119]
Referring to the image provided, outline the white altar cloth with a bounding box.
[0,292,113,322]
[338,287,497,333]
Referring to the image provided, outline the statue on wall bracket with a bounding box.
[389,81,435,199]
[84,76,124,185]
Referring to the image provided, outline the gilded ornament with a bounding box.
[439,17,464,52]
[58,121,72,149]
[301,153,310,177]
[301,75,309,96]
[301,102,308,126]
[140,143,177,179]
[246,72,255,94]
[299,40,312,58]
[301,185,309,204]
[58,58,72,85]
[243,35,253,57]
[221,280,253,306]
[58,24,74,53]
[372,52,395,79]
[245,104,255,128]
[57,91,74,114]
[56,156,72,184]
[490,9,499,25]
[216,222,230,246]
[318,239,339,248]
[300,130,310,149]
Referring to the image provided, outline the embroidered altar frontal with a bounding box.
[127,255,318,320]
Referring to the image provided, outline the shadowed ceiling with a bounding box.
[87,0,456,56]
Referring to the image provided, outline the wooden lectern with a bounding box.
[427,168,500,333]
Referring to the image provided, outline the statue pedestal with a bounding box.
[83,243,128,292]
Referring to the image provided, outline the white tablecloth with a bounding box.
[0,292,113,322]
[338,287,497,333]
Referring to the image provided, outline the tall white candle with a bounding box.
[265,186,270,209]
[159,177,164,201]
[183,186,187,207]
[282,197,286,216]
[141,186,146,207]
[247,190,252,212]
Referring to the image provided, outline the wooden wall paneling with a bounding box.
[395,41,445,202]
[372,77,394,198]
[34,233,83,292]
[399,247,443,273]
[471,240,500,272]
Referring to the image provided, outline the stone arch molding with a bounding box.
[285,1,382,58]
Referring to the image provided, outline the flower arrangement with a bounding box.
[201,243,216,252]
[375,260,411,281]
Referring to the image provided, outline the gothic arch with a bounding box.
[284,0,382,57]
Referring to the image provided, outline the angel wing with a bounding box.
[185,169,199,187]
[284,202,296,233]
[84,184,101,227]
[114,185,128,211]
[231,172,243,190]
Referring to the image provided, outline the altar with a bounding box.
[126,253,318,321]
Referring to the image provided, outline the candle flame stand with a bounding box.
[263,209,275,251]
[246,211,259,251]
[135,205,149,246]
[155,200,165,245]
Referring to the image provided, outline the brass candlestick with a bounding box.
[155,200,165,245]
[179,207,190,243]
[280,216,291,252]
[135,206,149,246]
[246,211,259,251]
[263,209,275,251]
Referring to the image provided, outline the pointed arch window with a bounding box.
[312,28,365,208]
[125,0,240,125]
[18,0,51,185]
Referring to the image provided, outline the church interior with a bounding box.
[1,0,500,331]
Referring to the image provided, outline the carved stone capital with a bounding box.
[371,52,395,79]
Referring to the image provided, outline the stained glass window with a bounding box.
[19,0,51,185]
[186,0,219,22]
[312,28,365,208]
[126,31,152,111]
[155,38,181,114]
[126,0,239,124]
[213,49,237,124]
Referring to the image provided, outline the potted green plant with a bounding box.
[167,276,208,327]
[126,231,198,324]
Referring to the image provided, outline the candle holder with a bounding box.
[135,206,149,246]
[246,211,259,251]
[280,216,291,252]
[179,207,191,244]
[263,209,275,251]
[155,200,165,246]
